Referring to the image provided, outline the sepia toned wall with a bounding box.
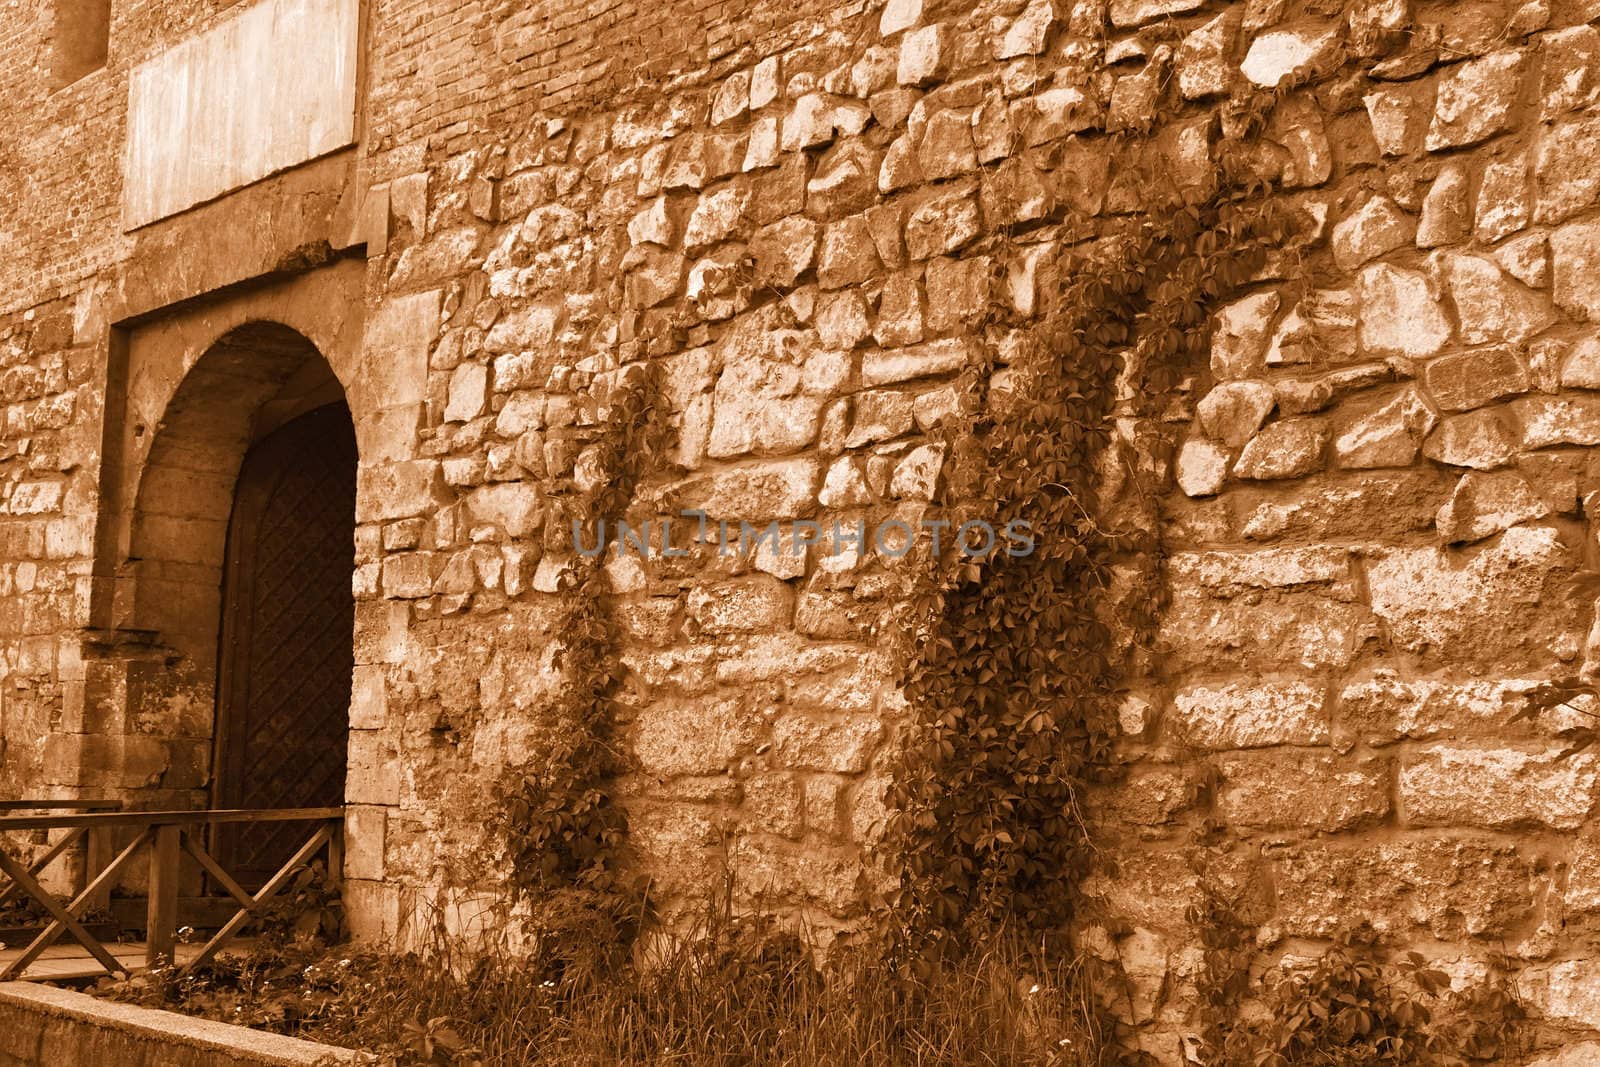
[4,0,1600,1059]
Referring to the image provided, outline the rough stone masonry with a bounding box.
[5,0,1600,1059]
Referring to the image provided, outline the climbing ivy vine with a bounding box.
[492,363,667,976]
[880,184,1286,959]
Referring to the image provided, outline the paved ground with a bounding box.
[0,941,210,982]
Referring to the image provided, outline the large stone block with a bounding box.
[1436,253,1555,345]
[1160,539,1373,667]
[1210,292,1279,380]
[1233,418,1327,480]
[1231,469,1452,541]
[687,575,795,633]
[1567,833,1600,915]
[1421,346,1530,412]
[1365,524,1580,662]
[1552,220,1600,321]
[728,839,863,915]
[995,0,1054,58]
[1166,545,1352,594]
[627,802,723,900]
[1110,0,1203,27]
[1536,115,1600,223]
[1197,381,1275,447]
[1426,50,1526,150]
[443,362,488,422]
[349,664,387,730]
[1095,767,1195,828]
[344,804,388,881]
[1359,264,1451,358]
[1512,394,1600,448]
[633,695,757,776]
[1333,389,1435,469]
[861,338,971,385]
[465,483,542,539]
[673,456,822,521]
[1241,22,1340,89]
[1335,671,1537,745]
[1170,680,1329,749]
[706,342,835,460]
[1525,1044,1600,1067]
[924,256,989,333]
[1177,9,1241,99]
[1273,839,1535,940]
[817,216,882,288]
[1159,584,1366,672]
[123,0,360,227]
[1540,26,1600,120]
[345,878,401,943]
[1364,80,1434,157]
[749,217,817,288]
[904,186,980,260]
[1176,438,1228,497]
[1217,751,1389,832]
[356,460,446,522]
[741,772,805,839]
[1079,847,1261,932]
[1475,155,1532,243]
[773,712,884,773]
[1417,162,1470,247]
[897,24,948,87]
[1421,407,1516,470]
[1332,196,1414,271]
[1522,961,1600,1030]
[361,289,440,410]
[1435,469,1549,543]
[380,552,437,599]
[1401,743,1597,830]
[7,481,64,515]
[345,729,401,805]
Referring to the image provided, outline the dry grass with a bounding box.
[351,932,1103,1065]
[110,891,1117,1066]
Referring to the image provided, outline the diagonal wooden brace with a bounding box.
[0,846,128,981]
[0,829,151,980]
[0,826,87,911]
[176,823,333,979]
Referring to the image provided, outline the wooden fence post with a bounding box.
[84,825,112,913]
[326,819,344,891]
[145,824,180,970]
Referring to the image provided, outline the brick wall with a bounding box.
[362,0,862,171]
[0,0,260,314]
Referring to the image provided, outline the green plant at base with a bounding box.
[1189,890,1255,1062]
[1221,943,1526,1066]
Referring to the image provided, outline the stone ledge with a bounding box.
[0,982,368,1067]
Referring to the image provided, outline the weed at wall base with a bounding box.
[102,878,1128,1067]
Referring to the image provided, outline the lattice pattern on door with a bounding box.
[214,403,357,886]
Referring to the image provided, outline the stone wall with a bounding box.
[1106,3,1600,1052]
[5,0,1600,1059]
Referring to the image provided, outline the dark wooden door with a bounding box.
[213,403,357,887]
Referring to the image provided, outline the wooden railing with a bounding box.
[0,806,343,981]
[0,800,121,917]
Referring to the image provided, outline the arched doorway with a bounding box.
[212,402,357,884]
[111,319,360,883]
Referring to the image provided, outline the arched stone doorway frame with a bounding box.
[75,260,375,813]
